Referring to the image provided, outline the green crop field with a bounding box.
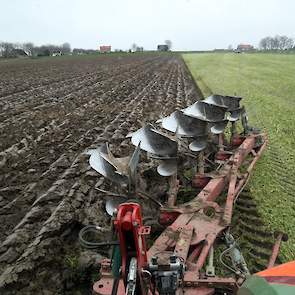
[183,53,295,263]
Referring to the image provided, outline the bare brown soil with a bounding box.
[0,54,200,294]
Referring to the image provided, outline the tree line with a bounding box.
[0,42,71,57]
[259,35,294,50]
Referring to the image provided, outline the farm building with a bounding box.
[100,45,111,53]
[236,44,254,52]
[52,51,62,57]
[157,44,169,51]
[136,46,144,52]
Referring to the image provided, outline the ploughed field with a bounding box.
[0,54,200,294]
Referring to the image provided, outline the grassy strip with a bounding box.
[183,53,295,261]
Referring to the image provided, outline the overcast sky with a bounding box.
[1,0,294,51]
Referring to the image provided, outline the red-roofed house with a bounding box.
[100,46,111,53]
[236,44,254,52]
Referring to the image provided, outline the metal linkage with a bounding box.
[149,254,184,295]
[93,203,151,295]
[221,232,250,277]
[126,258,137,295]
[206,246,215,277]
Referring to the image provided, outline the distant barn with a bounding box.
[157,44,169,51]
[236,44,254,52]
[100,45,111,53]
[52,51,62,57]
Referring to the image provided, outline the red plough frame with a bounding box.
[94,132,269,295]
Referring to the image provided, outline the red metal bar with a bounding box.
[223,135,267,224]
[267,232,288,269]
[194,233,216,273]
[223,171,238,225]
[268,233,283,269]
[233,139,268,198]
[183,274,238,290]
[115,203,148,282]
[223,136,257,224]
[148,214,191,259]
[93,259,126,295]
[187,244,203,264]
[198,175,228,202]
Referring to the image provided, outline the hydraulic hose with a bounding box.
[79,225,119,249]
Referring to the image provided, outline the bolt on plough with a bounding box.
[79,94,288,295]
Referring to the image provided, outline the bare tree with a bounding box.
[285,37,294,50]
[265,36,272,50]
[266,36,276,50]
[0,41,75,58]
[259,35,294,51]
[272,35,280,50]
[259,37,267,50]
[23,42,34,56]
[165,40,172,50]
[278,35,289,50]
[0,42,3,55]
[0,42,15,57]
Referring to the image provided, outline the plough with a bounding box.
[80,94,290,294]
